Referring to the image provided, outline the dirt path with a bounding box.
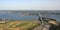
[33,25,43,30]
[33,24,50,30]
[32,20,44,30]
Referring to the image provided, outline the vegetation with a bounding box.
[0,20,39,30]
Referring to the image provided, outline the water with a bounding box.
[0,13,38,20]
[0,13,60,22]
[0,10,60,22]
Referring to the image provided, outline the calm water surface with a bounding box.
[0,13,60,22]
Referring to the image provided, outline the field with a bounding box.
[0,20,39,30]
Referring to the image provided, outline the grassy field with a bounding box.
[0,20,39,30]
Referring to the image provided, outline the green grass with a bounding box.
[0,20,39,30]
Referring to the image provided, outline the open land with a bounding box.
[0,20,39,30]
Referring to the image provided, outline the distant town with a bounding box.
[0,10,60,15]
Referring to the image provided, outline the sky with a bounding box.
[0,0,60,10]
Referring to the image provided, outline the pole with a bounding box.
[38,13,44,24]
[38,13,44,30]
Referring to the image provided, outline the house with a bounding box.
[0,19,5,23]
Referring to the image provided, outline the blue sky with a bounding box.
[0,0,60,10]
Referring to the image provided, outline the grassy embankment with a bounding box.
[0,20,39,30]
